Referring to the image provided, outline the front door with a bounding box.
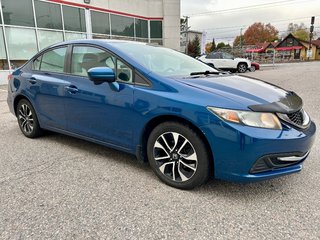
[64,45,135,149]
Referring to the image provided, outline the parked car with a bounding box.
[198,52,251,73]
[7,40,316,189]
[250,62,260,72]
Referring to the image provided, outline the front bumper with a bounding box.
[200,120,316,183]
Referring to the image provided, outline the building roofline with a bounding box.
[48,0,164,20]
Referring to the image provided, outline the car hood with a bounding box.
[176,75,302,114]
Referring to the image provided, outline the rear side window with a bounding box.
[206,52,222,59]
[33,47,67,73]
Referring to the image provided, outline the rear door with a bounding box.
[205,52,224,68]
[222,52,237,69]
[28,46,68,130]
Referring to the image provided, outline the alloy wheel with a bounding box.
[18,104,34,134]
[238,64,247,73]
[153,132,198,182]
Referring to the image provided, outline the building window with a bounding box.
[62,5,86,32]
[38,30,64,50]
[1,0,35,27]
[0,28,9,70]
[110,14,134,37]
[150,21,162,39]
[5,27,37,68]
[34,0,62,30]
[91,11,110,35]
[65,32,87,41]
[135,19,148,39]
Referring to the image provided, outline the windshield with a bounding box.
[110,42,217,77]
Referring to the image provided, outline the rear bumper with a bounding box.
[200,120,316,183]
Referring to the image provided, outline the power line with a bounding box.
[185,0,316,17]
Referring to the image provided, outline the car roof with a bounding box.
[50,39,148,49]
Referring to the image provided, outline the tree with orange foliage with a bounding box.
[240,22,279,45]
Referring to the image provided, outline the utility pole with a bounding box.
[308,16,315,60]
[240,28,243,56]
[181,16,190,54]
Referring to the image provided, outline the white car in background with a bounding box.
[198,52,251,73]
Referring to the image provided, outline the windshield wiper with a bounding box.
[190,70,228,76]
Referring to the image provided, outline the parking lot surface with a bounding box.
[0,61,319,239]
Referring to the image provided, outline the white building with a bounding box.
[0,0,180,84]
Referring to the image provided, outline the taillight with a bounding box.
[7,74,12,81]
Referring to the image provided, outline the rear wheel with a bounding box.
[17,99,43,138]
[250,65,256,72]
[147,122,210,189]
[237,63,247,73]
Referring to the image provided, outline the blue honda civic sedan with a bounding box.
[7,40,316,189]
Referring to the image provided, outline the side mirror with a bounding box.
[88,67,116,83]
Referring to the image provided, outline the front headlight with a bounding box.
[207,107,282,130]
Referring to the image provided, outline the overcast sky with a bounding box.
[181,0,320,44]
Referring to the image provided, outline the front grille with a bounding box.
[287,110,303,126]
[277,109,310,129]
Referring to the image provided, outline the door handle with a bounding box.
[28,77,37,84]
[65,85,79,94]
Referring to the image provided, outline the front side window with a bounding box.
[38,47,67,73]
[71,46,115,77]
[117,59,132,83]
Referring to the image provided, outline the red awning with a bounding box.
[276,46,303,51]
[245,48,264,53]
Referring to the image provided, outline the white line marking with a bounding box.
[0,89,7,92]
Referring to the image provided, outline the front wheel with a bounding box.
[17,99,43,138]
[147,122,211,189]
[237,63,247,73]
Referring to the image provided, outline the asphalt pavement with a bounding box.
[0,61,319,239]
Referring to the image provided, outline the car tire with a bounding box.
[207,63,215,68]
[147,122,211,189]
[17,99,43,138]
[250,66,256,72]
[237,63,247,73]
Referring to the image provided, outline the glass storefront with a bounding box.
[5,27,38,68]
[111,14,134,37]
[63,5,86,32]
[91,11,110,35]
[0,0,163,71]
[35,0,63,30]
[2,0,35,27]
[135,19,148,39]
[0,28,8,70]
[38,30,64,50]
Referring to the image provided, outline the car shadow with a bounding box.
[41,131,297,199]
